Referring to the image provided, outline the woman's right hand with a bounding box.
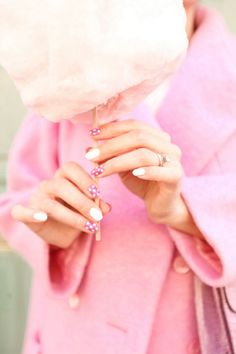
[11,162,111,249]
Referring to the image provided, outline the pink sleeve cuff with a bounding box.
[166,174,236,287]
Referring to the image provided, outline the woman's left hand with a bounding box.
[86,119,184,225]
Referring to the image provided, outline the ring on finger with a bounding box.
[156,152,172,167]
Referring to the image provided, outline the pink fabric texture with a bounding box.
[0,0,187,123]
[0,5,236,354]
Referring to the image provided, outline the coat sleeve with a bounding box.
[0,112,94,298]
[167,171,236,288]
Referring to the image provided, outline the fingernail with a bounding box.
[132,168,145,176]
[85,221,99,233]
[85,148,100,160]
[90,165,104,177]
[89,128,101,136]
[33,211,48,222]
[89,207,103,221]
[88,184,101,198]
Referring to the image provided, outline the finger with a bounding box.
[31,192,111,217]
[99,199,112,214]
[30,194,112,215]
[90,148,178,177]
[38,178,104,222]
[132,163,183,183]
[90,118,171,142]
[85,130,181,163]
[11,204,48,223]
[30,197,100,233]
[54,162,101,200]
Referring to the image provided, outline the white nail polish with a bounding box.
[132,168,145,176]
[85,148,100,160]
[33,211,48,222]
[89,207,103,221]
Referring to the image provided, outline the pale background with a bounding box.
[0,2,235,353]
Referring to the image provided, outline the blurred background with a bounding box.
[0,1,236,353]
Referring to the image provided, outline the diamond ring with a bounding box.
[156,153,171,167]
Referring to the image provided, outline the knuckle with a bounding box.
[50,177,64,194]
[62,234,76,248]
[54,168,63,178]
[163,133,171,142]
[62,161,79,175]
[172,144,182,157]
[170,164,183,181]
[175,166,183,180]
[60,240,72,249]
[138,148,151,164]
[52,239,72,249]
[134,130,147,144]
[29,193,41,208]
[40,198,57,212]
[38,180,49,192]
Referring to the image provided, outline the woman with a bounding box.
[1,1,236,353]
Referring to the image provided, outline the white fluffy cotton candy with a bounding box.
[0,0,188,123]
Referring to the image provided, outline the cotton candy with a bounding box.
[0,0,188,123]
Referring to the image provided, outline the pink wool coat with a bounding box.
[0,6,236,354]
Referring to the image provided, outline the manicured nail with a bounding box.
[85,221,99,233]
[132,168,145,176]
[85,148,100,160]
[88,184,101,198]
[89,128,101,136]
[90,165,104,177]
[33,211,48,222]
[89,207,103,221]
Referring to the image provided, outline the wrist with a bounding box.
[164,196,205,240]
[164,196,188,228]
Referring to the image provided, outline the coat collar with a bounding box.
[150,6,236,176]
